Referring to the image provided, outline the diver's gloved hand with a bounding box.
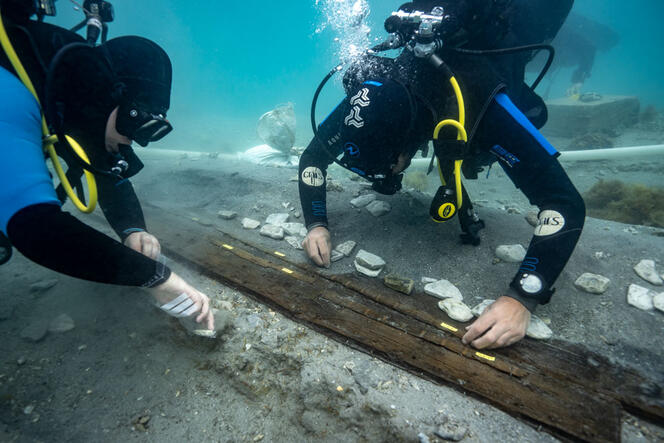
[303,226,332,268]
[566,82,583,98]
[124,231,161,260]
[151,272,214,331]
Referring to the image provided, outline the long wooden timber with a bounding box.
[144,206,664,442]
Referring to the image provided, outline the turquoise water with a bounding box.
[49,0,663,151]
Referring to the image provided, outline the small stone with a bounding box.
[354,262,383,278]
[293,211,301,219]
[217,210,238,220]
[259,224,285,240]
[17,357,26,366]
[526,315,553,340]
[193,217,213,227]
[366,200,392,217]
[327,181,344,192]
[471,299,495,317]
[506,207,522,215]
[334,240,357,257]
[350,194,376,208]
[495,245,526,263]
[242,218,261,230]
[627,284,655,311]
[384,274,414,295]
[418,433,431,443]
[435,423,467,442]
[280,223,305,236]
[23,405,35,415]
[438,299,473,322]
[526,212,539,228]
[284,236,303,250]
[654,293,664,313]
[574,273,611,294]
[634,260,663,286]
[49,314,75,333]
[266,213,289,226]
[355,250,386,271]
[421,277,438,284]
[29,279,58,293]
[331,250,345,263]
[20,322,48,342]
[424,280,463,301]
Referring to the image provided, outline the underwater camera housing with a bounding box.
[377,6,451,58]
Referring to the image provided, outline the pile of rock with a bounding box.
[626,259,664,314]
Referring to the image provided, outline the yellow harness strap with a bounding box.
[0,10,98,213]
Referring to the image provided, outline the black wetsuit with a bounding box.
[299,0,584,311]
[0,14,170,287]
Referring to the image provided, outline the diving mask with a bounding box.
[116,103,173,147]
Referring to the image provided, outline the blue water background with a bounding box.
[49,1,663,152]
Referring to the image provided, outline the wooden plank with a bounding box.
[142,207,663,440]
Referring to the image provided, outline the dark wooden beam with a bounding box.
[144,207,664,442]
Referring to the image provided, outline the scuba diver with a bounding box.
[0,0,215,331]
[301,0,585,350]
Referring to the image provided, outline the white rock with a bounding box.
[366,200,392,217]
[217,210,238,220]
[627,284,655,311]
[653,293,664,313]
[421,277,438,284]
[526,315,553,340]
[280,222,305,236]
[525,212,539,227]
[438,299,473,322]
[260,224,285,240]
[495,244,527,263]
[350,194,376,208]
[424,280,463,301]
[471,299,495,317]
[20,322,48,342]
[241,218,261,230]
[355,250,386,271]
[49,314,75,333]
[354,262,383,278]
[29,279,58,293]
[331,250,345,263]
[265,213,290,226]
[335,240,357,257]
[633,260,663,286]
[574,273,611,294]
[284,236,303,250]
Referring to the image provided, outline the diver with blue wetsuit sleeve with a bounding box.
[299,0,584,350]
[0,0,214,331]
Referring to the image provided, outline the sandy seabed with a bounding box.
[1,125,664,442]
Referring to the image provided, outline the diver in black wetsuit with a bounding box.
[299,0,585,350]
[0,0,214,330]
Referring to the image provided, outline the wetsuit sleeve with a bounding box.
[7,204,170,287]
[96,176,148,241]
[481,93,585,311]
[299,102,345,231]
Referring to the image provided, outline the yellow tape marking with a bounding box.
[475,352,496,362]
[281,268,294,275]
[440,322,459,333]
[274,251,286,257]
[222,244,234,250]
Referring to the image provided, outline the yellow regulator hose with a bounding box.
[433,76,467,209]
[0,10,97,213]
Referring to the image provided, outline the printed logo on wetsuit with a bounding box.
[301,167,325,187]
[534,210,565,236]
[344,88,371,129]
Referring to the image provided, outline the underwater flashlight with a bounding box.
[430,185,458,223]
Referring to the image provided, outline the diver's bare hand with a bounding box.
[303,227,331,268]
[462,296,530,350]
[124,231,161,260]
[152,272,214,330]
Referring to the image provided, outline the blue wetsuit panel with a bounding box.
[494,93,558,156]
[0,67,61,235]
